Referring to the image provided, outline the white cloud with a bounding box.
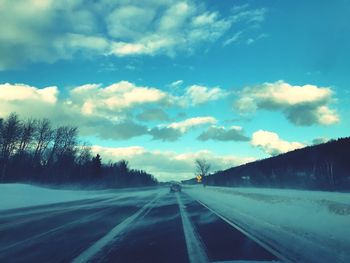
[314,106,339,125]
[56,34,110,54]
[0,81,227,125]
[246,33,268,45]
[69,81,168,118]
[106,6,156,40]
[192,12,218,27]
[184,85,228,106]
[92,145,255,181]
[107,1,232,57]
[149,116,217,141]
[168,116,217,132]
[69,82,228,116]
[223,32,268,47]
[251,130,306,156]
[0,82,149,140]
[0,83,59,120]
[231,6,267,24]
[198,125,249,141]
[0,83,58,104]
[0,0,267,69]
[0,82,227,141]
[169,80,184,88]
[223,31,243,46]
[159,2,192,31]
[235,80,340,126]
[222,4,268,47]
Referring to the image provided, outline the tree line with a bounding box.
[185,137,350,191]
[0,113,157,188]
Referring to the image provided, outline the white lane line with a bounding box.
[195,199,290,263]
[72,194,161,263]
[176,193,209,263]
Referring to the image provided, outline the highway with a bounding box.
[0,187,282,263]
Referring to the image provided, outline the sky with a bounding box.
[0,0,349,181]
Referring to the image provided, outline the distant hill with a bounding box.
[184,137,350,191]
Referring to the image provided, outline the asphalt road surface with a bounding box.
[0,187,282,263]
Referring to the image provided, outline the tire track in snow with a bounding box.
[194,198,290,263]
[0,196,124,231]
[0,190,157,229]
[72,192,163,263]
[176,193,209,263]
[0,206,113,252]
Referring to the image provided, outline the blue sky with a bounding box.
[0,0,349,181]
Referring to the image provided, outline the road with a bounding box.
[0,187,282,263]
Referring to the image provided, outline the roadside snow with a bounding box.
[0,184,116,210]
[185,185,350,263]
[0,184,162,211]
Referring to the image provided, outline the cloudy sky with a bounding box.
[0,0,349,181]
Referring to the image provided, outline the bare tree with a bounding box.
[0,118,3,152]
[0,113,22,179]
[33,119,53,162]
[195,159,211,185]
[76,142,92,166]
[47,126,78,165]
[18,118,36,156]
[0,113,21,160]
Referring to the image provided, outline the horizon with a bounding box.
[0,0,349,181]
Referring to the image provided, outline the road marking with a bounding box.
[176,193,209,263]
[72,193,161,263]
[194,198,291,263]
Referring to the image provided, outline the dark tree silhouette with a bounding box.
[33,118,53,163]
[184,137,350,191]
[91,154,102,178]
[0,113,21,180]
[0,113,157,188]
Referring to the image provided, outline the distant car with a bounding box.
[170,183,181,192]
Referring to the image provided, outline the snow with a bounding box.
[184,185,350,263]
[0,183,153,211]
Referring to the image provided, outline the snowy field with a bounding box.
[185,185,350,263]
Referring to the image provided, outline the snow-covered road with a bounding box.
[1,183,348,262]
[0,184,280,263]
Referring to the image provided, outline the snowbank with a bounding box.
[0,184,116,210]
[185,186,350,263]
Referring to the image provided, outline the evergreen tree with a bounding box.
[91,154,102,178]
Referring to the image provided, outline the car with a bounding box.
[170,182,181,192]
